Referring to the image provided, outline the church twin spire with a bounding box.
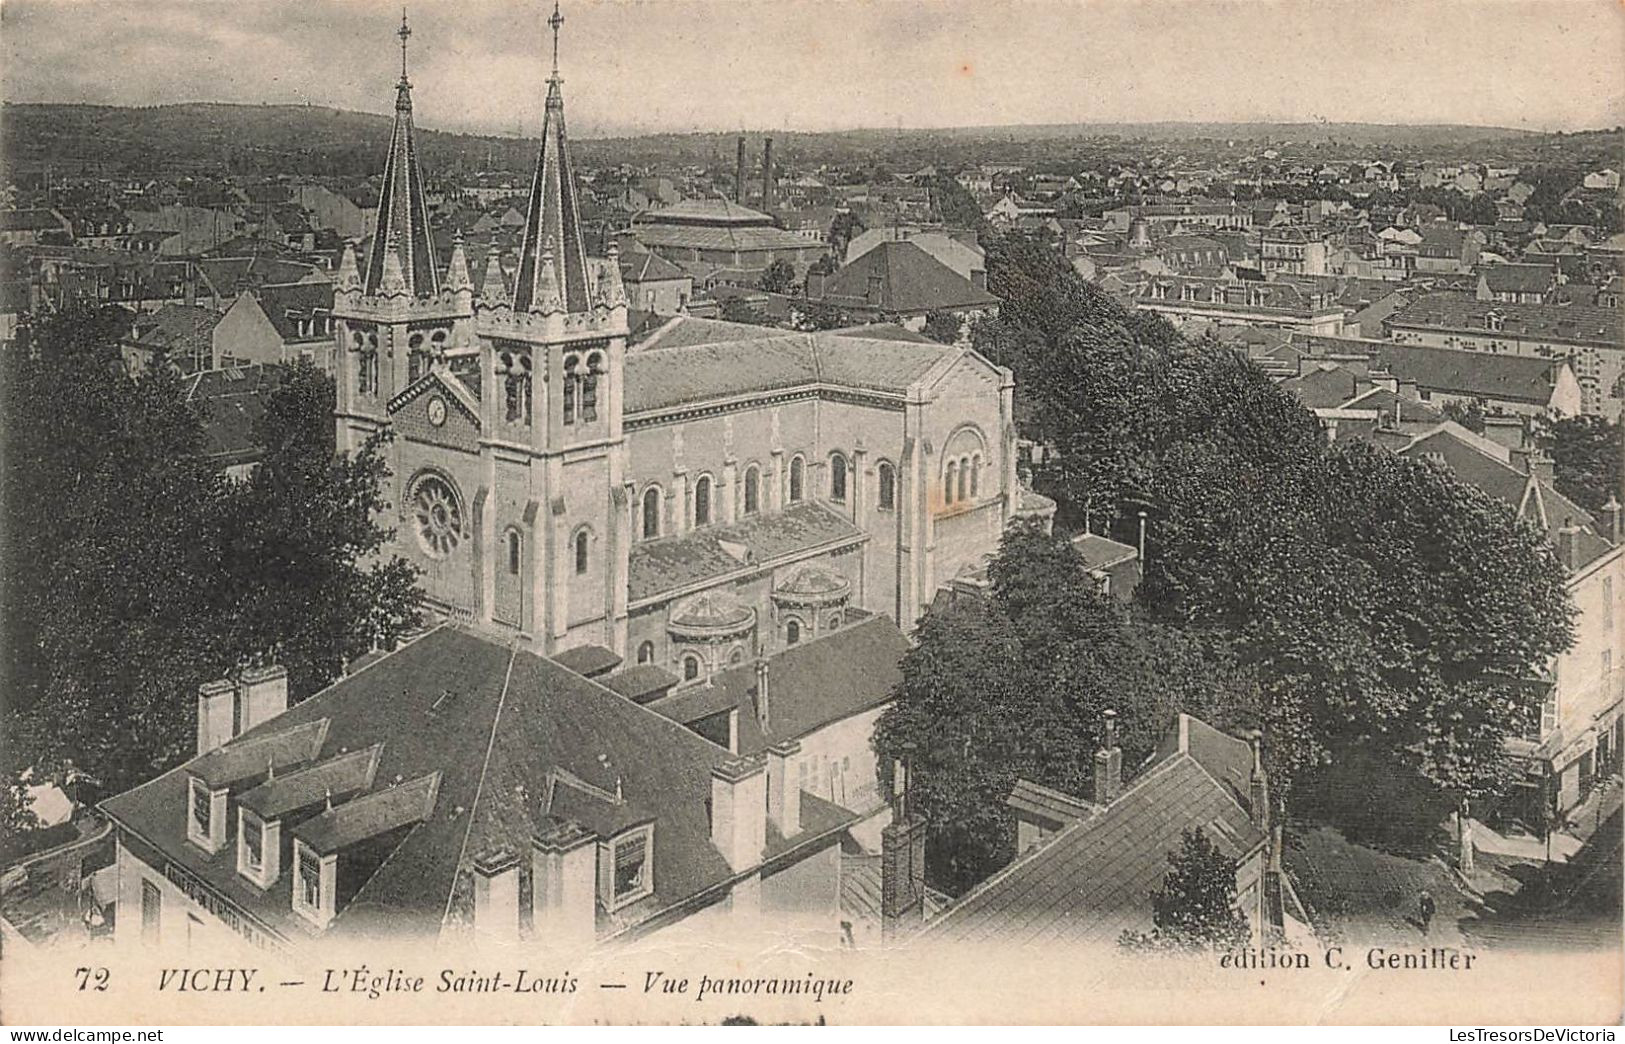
[358,4,601,315]
[363,8,438,298]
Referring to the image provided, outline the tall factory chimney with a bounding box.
[762,137,775,210]
[735,136,747,204]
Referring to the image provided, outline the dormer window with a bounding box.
[236,805,281,889]
[291,839,334,929]
[601,824,654,911]
[187,775,225,853]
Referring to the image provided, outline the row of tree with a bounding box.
[2,307,420,843]
[874,232,1575,892]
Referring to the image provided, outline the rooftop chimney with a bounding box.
[1092,708,1123,805]
[473,847,521,946]
[766,739,801,837]
[709,755,766,873]
[1557,518,1583,572]
[735,137,747,204]
[531,821,597,949]
[754,657,770,731]
[762,137,775,210]
[880,814,926,942]
[197,678,237,756]
[1481,414,1529,453]
[237,664,289,735]
[1245,729,1269,832]
[1601,495,1623,545]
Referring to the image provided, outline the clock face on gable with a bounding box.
[427,395,448,427]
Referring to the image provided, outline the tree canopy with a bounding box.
[2,309,421,828]
[1122,828,1251,952]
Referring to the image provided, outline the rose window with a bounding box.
[412,477,463,558]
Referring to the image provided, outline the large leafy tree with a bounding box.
[2,313,420,820]
[1539,414,1622,516]
[1122,828,1251,952]
[213,359,422,700]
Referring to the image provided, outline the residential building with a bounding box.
[618,248,691,315]
[1476,263,1559,305]
[628,199,820,285]
[1260,227,1329,276]
[806,240,1000,332]
[1134,275,1346,336]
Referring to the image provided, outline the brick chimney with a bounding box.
[766,739,801,837]
[1245,729,1269,832]
[531,821,597,948]
[197,678,237,755]
[762,138,775,210]
[473,847,521,946]
[1092,708,1123,805]
[709,755,766,872]
[754,657,770,732]
[1557,518,1583,572]
[735,137,747,204]
[880,815,927,941]
[1481,414,1527,453]
[237,664,288,734]
[1601,495,1623,545]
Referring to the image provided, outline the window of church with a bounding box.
[970,454,981,497]
[562,354,580,425]
[637,641,655,665]
[958,456,971,502]
[743,466,760,515]
[786,619,802,645]
[582,352,603,422]
[789,457,805,503]
[830,454,847,503]
[827,612,842,631]
[412,476,463,559]
[877,461,896,511]
[682,655,701,682]
[574,529,590,575]
[641,487,662,540]
[944,462,957,505]
[507,530,521,575]
[694,476,713,526]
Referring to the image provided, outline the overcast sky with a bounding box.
[3,0,1622,138]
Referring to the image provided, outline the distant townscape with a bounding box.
[1,4,1619,985]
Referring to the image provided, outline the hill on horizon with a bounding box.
[1,101,1612,181]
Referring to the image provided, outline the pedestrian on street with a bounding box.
[1418,889,1436,934]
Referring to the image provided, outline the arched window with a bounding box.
[970,454,981,497]
[562,354,580,425]
[636,641,654,665]
[830,454,847,503]
[877,461,896,511]
[827,612,842,631]
[506,530,522,575]
[582,352,603,422]
[641,487,661,540]
[944,462,957,505]
[574,529,590,575]
[682,655,701,682]
[789,456,805,503]
[728,647,745,665]
[786,619,802,645]
[957,456,970,502]
[411,474,463,559]
[694,475,713,527]
[743,465,761,515]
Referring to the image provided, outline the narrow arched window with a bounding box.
[637,641,654,664]
[743,466,760,515]
[830,454,847,503]
[877,461,896,511]
[507,530,522,575]
[582,352,602,422]
[957,456,970,502]
[944,462,957,505]
[642,488,661,540]
[694,475,712,526]
[786,619,802,645]
[828,612,842,631]
[789,456,805,503]
[970,454,981,497]
[562,354,580,425]
[683,655,701,682]
[574,529,590,575]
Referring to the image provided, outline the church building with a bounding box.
[330,10,1032,677]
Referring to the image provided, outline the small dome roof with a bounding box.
[773,566,851,608]
[668,590,756,640]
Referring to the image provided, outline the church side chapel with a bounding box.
[332,6,1039,680]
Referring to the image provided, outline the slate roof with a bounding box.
[623,330,965,415]
[639,199,776,227]
[815,240,999,315]
[128,303,220,363]
[1480,263,1557,296]
[1070,533,1137,571]
[198,257,323,301]
[256,281,334,343]
[646,614,909,753]
[1384,293,1622,348]
[179,363,283,469]
[1366,342,1567,406]
[924,715,1265,947]
[100,626,847,946]
[619,249,687,283]
[632,224,815,254]
[1278,363,1362,410]
[627,502,867,604]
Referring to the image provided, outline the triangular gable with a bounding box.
[388,370,482,428]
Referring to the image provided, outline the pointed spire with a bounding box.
[380,236,408,296]
[364,9,439,298]
[446,230,472,293]
[535,241,563,314]
[512,1,594,314]
[481,252,510,307]
[336,242,360,290]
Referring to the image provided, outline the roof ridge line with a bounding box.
[440,639,520,929]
